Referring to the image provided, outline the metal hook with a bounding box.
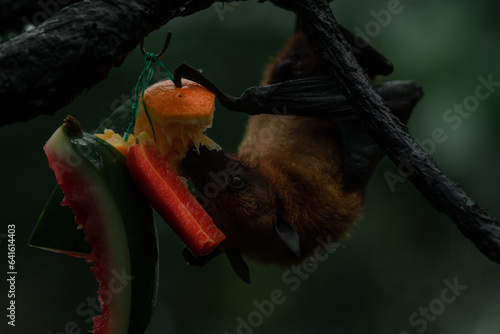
[140,32,173,59]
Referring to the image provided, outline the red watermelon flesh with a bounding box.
[127,135,225,256]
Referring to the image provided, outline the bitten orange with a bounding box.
[133,78,220,172]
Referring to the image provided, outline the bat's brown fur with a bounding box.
[221,31,365,265]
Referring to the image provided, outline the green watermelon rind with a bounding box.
[43,120,158,334]
[29,97,134,254]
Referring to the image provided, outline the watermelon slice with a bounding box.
[30,96,136,255]
[127,133,225,256]
[41,116,158,334]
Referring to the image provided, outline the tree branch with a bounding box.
[0,0,225,126]
[293,0,500,263]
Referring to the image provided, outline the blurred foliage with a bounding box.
[1,1,500,334]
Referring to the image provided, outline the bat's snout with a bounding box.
[182,146,234,188]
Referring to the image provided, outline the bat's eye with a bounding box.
[228,174,246,190]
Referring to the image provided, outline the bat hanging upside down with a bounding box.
[177,25,423,282]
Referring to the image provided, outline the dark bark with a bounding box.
[293,0,500,263]
[0,0,220,126]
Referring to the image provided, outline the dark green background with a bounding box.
[1,1,500,333]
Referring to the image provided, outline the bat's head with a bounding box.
[182,146,302,265]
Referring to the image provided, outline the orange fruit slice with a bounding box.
[134,78,220,172]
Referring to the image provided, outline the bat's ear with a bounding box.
[274,213,301,258]
[226,250,251,284]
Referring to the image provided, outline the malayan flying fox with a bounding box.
[178,24,423,282]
